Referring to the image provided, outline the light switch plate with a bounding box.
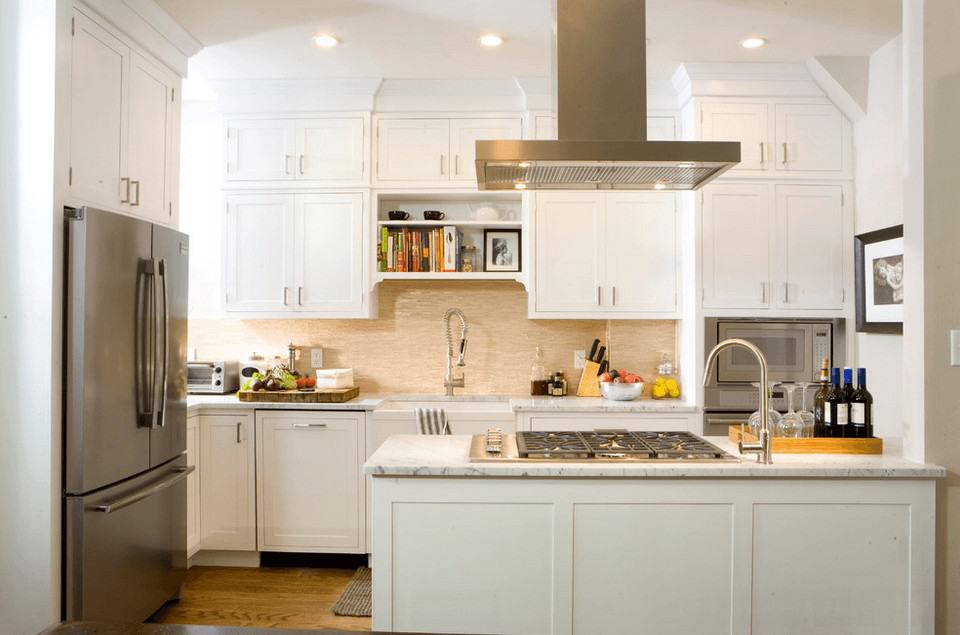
[310,347,324,368]
[951,330,960,367]
[574,350,586,369]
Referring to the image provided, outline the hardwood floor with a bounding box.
[151,566,371,632]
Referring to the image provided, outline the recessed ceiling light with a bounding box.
[480,34,504,47]
[740,37,767,50]
[314,34,339,48]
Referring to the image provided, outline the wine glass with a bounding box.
[779,383,804,438]
[748,381,783,438]
[796,382,816,438]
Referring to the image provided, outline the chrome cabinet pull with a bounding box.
[440,154,445,176]
[236,421,241,443]
[284,155,291,175]
[299,154,305,175]
[782,142,788,164]
[455,154,460,175]
[131,180,141,206]
[760,282,767,303]
[612,286,617,306]
[283,286,289,305]
[298,286,303,305]
[597,286,602,306]
[293,422,328,428]
[783,282,789,303]
[759,142,765,164]
[120,177,131,203]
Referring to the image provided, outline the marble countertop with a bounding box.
[187,393,695,415]
[364,435,946,479]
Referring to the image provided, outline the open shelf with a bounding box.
[376,220,521,228]
[376,271,522,282]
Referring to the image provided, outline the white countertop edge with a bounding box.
[363,435,947,479]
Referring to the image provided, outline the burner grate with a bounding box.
[515,430,729,460]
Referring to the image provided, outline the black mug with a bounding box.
[388,210,410,221]
[423,210,445,221]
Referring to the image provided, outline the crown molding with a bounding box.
[673,62,825,105]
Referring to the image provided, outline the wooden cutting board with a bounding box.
[238,386,359,403]
[728,425,882,454]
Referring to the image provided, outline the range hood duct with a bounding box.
[476,0,740,191]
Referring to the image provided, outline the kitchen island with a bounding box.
[365,435,944,635]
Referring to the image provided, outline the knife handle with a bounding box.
[588,339,600,362]
[597,360,608,376]
[596,345,606,363]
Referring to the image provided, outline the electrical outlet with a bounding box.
[574,350,586,369]
[310,347,324,368]
[951,330,960,367]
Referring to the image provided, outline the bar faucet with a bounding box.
[703,338,773,464]
[443,308,468,396]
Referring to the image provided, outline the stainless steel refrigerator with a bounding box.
[63,206,190,622]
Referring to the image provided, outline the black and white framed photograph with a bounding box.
[855,224,904,334]
[483,229,521,272]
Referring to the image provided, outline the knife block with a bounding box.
[576,360,602,397]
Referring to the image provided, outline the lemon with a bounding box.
[665,378,679,391]
[655,376,667,386]
[668,388,680,398]
[652,385,668,398]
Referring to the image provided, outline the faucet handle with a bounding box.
[738,423,764,457]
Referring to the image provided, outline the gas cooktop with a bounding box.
[470,429,738,462]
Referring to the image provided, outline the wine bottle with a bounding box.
[813,357,830,437]
[825,368,844,438]
[850,368,873,438]
[838,367,854,438]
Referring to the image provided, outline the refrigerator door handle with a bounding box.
[87,465,194,514]
[136,259,158,428]
[156,259,170,428]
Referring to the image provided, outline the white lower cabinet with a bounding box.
[256,411,365,553]
[186,414,201,557]
[199,413,256,551]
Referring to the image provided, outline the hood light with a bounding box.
[514,182,527,190]
[677,162,697,169]
[518,161,532,168]
[653,182,667,191]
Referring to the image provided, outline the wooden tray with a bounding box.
[238,386,359,403]
[728,425,882,454]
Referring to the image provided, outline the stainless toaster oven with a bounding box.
[187,360,240,394]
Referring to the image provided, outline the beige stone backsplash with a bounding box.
[189,281,678,395]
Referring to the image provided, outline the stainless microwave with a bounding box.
[703,318,844,417]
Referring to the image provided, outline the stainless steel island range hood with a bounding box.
[475,0,741,191]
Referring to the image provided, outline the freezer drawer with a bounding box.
[64,454,191,622]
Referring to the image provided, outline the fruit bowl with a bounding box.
[599,381,644,401]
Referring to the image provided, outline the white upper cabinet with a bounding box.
[534,193,603,313]
[701,182,848,313]
[533,192,680,317]
[774,104,845,173]
[225,119,296,181]
[604,194,678,313]
[376,118,449,181]
[126,52,176,223]
[69,11,127,211]
[774,184,845,309]
[449,118,523,182]
[375,116,523,184]
[697,99,850,177]
[68,9,180,224]
[700,102,769,173]
[224,193,367,317]
[224,194,294,312]
[296,118,364,181]
[294,193,363,313]
[256,411,365,552]
[701,183,772,310]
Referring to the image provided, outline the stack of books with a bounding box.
[378,225,464,272]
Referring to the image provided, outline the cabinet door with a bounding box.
[534,193,603,312]
[376,119,449,181]
[449,118,522,182]
[199,414,256,551]
[700,102,769,172]
[224,194,294,312]
[257,411,364,552]
[126,52,175,223]
[225,119,296,180]
[293,193,363,313]
[604,194,678,313]
[186,415,200,556]
[774,104,845,173]
[296,118,364,181]
[701,183,772,309]
[69,10,128,210]
[775,185,845,309]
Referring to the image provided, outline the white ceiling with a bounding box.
[156,0,901,83]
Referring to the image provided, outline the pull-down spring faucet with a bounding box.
[443,308,468,396]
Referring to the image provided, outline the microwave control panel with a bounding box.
[812,327,833,368]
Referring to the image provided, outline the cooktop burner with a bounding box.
[511,430,733,461]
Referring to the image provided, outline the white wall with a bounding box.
[0,0,61,632]
[853,35,904,440]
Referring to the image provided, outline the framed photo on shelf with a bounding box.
[483,229,521,272]
[854,224,904,334]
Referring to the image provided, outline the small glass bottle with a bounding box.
[550,371,567,397]
[651,353,681,399]
[530,346,549,396]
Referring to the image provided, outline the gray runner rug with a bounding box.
[332,567,372,617]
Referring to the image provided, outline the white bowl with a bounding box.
[599,381,644,401]
[473,205,501,221]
